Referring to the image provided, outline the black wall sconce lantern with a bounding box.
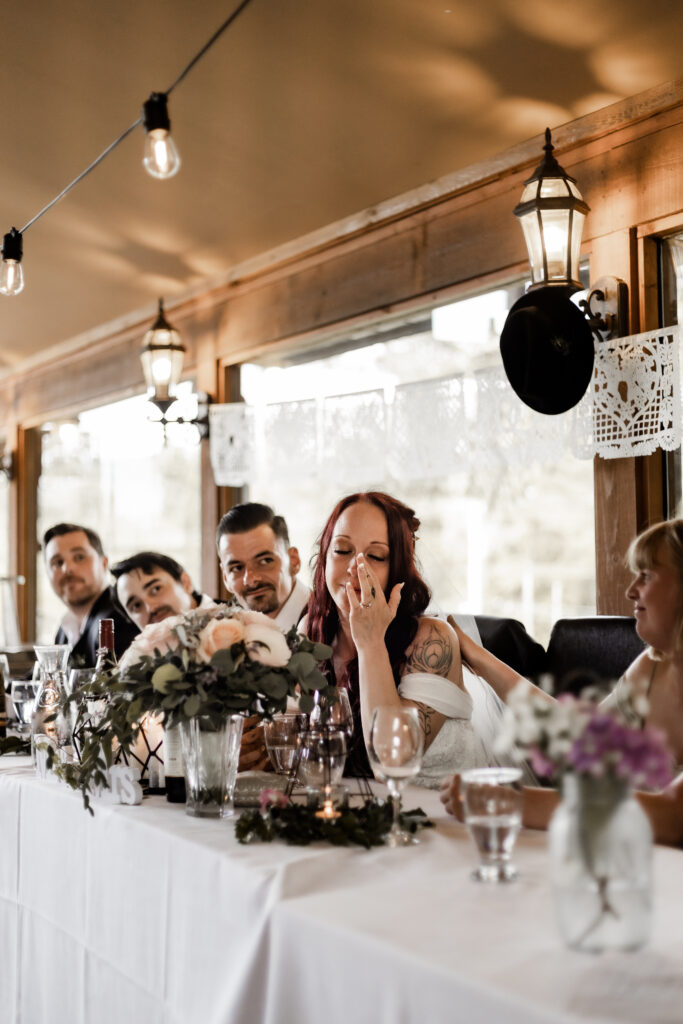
[140,299,211,438]
[500,129,627,415]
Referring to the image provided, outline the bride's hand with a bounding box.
[446,615,479,669]
[347,553,402,649]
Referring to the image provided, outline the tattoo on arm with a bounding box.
[406,623,453,677]
[414,702,436,739]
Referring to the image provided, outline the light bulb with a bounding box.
[143,129,181,179]
[0,259,24,297]
[0,228,24,296]
[142,93,181,180]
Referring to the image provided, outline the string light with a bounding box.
[0,0,255,297]
[142,93,181,179]
[0,229,24,297]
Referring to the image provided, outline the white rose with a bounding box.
[244,622,291,667]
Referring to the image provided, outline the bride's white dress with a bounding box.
[398,666,511,788]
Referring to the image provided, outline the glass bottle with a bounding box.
[164,725,186,803]
[94,618,116,672]
[31,644,72,769]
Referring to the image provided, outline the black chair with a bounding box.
[472,615,547,680]
[545,616,644,695]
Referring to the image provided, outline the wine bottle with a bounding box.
[163,725,186,803]
[94,618,116,672]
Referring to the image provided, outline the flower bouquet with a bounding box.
[496,682,673,951]
[56,606,333,812]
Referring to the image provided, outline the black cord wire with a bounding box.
[166,0,254,96]
[16,0,255,238]
[19,117,142,235]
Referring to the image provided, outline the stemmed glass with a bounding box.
[460,767,523,882]
[66,668,96,761]
[310,687,354,740]
[263,713,308,778]
[368,706,424,847]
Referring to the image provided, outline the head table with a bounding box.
[1,756,682,1024]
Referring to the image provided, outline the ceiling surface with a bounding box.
[1,0,681,374]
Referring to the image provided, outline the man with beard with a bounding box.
[111,551,214,631]
[43,523,139,667]
[216,503,310,629]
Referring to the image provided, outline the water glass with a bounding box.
[263,713,307,776]
[461,767,523,882]
[11,681,39,733]
[298,728,347,790]
[368,706,424,847]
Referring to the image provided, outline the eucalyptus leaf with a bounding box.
[183,694,201,717]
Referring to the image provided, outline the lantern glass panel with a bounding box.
[520,181,540,203]
[519,212,546,285]
[539,178,571,199]
[539,208,571,282]
[568,209,586,284]
[141,346,184,398]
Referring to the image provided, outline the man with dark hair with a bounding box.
[43,523,139,666]
[216,503,309,630]
[112,551,214,630]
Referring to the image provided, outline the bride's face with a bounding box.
[325,501,391,616]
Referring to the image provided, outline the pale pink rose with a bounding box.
[119,617,182,671]
[238,609,282,631]
[196,616,245,662]
[259,787,290,811]
[244,622,291,667]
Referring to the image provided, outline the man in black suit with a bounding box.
[43,523,139,667]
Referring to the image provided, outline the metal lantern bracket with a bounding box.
[151,391,212,440]
[579,275,629,342]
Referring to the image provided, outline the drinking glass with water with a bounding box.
[10,681,39,734]
[461,767,523,882]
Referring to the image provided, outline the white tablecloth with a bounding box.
[1,757,682,1024]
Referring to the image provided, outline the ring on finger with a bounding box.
[360,600,374,609]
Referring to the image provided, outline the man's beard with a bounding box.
[63,582,100,610]
[244,588,279,614]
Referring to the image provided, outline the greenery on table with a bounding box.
[235,798,434,848]
[49,607,333,812]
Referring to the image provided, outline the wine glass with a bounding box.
[460,767,523,882]
[10,680,39,734]
[368,706,424,847]
[298,728,347,819]
[310,687,354,740]
[263,713,307,777]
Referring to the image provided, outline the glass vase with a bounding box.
[31,644,72,772]
[548,773,653,952]
[179,715,244,818]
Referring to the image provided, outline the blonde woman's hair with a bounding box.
[626,518,683,659]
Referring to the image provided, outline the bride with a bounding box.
[301,491,507,786]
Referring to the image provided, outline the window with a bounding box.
[36,385,202,643]
[0,471,19,646]
[241,280,595,645]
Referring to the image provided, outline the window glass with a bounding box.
[241,280,595,646]
[36,384,202,643]
[0,472,19,646]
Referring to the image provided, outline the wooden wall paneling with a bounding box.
[591,228,665,613]
[10,427,41,642]
[194,313,221,599]
[214,363,244,602]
